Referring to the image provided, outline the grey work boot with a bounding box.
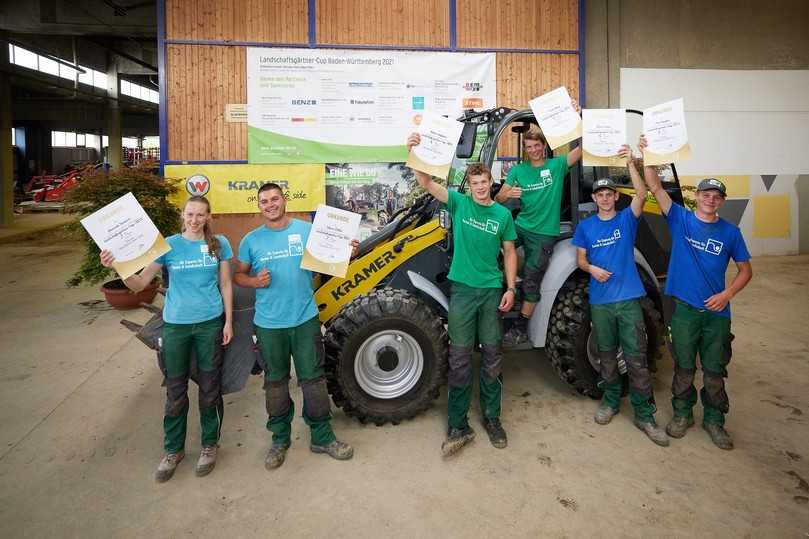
[482,418,507,449]
[666,415,695,438]
[195,445,218,477]
[502,326,529,347]
[594,405,619,425]
[441,426,476,457]
[265,441,291,470]
[310,440,354,461]
[703,423,734,450]
[634,419,670,447]
[155,451,185,483]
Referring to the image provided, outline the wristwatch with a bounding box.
[507,287,517,294]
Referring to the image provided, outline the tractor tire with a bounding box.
[545,275,665,399]
[324,288,448,425]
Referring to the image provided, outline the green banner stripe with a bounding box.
[248,126,409,164]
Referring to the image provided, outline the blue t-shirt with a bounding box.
[155,234,232,324]
[572,207,645,305]
[237,220,318,329]
[664,203,751,317]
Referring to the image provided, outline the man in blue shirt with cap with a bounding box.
[643,138,753,450]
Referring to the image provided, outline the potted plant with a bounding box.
[66,166,181,309]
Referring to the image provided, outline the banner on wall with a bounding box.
[165,164,325,214]
[246,47,496,164]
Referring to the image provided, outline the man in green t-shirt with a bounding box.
[495,117,583,345]
[407,132,518,457]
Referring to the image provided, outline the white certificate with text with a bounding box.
[80,192,171,280]
[529,86,582,149]
[582,108,627,166]
[300,204,362,278]
[405,112,465,179]
[643,98,691,165]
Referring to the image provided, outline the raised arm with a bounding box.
[566,98,583,167]
[100,250,161,292]
[407,132,448,204]
[639,135,672,215]
[619,144,647,218]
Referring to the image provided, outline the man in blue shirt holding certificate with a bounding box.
[573,146,668,446]
[642,135,753,450]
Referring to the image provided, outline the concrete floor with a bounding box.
[0,229,807,538]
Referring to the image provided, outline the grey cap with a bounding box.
[592,177,618,193]
[697,178,727,197]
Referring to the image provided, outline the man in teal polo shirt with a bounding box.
[407,132,518,457]
[234,182,355,469]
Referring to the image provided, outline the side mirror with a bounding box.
[438,209,452,230]
[455,123,478,159]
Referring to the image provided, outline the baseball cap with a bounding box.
[592,178,617,193]
[697,178,727,197]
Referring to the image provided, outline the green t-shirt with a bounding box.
[505,156,569,235]
[446,190,517,289]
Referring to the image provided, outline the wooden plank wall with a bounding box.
[316,0,448,47]
[166,0,308,42]
[165,0,579,162]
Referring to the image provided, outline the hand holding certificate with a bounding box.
[582,109,627,167]
[80,192,171,280]
[300,204,362,278]
[405,112,465,179]
[529,86,582,150]
[642,98,691,165]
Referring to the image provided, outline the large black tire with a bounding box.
[545,275,665,399]
[324,288,448,425]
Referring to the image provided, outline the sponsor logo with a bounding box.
[592,229,622,249]
[186,174,210,196]
[412,96,425,110]
[462,98,483,109]
[291,99,317,105]
[330,250,397,300]
[227,180,289,191]
[350,99,375,105]
[705,238,724,256]
[348,82,374,88]
[485,220,500,234]
[464,82,482,91]
[288,234,303,256]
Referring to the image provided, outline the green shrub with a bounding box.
[65,168,182,287]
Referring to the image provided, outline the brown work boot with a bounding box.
[195,445,218,477]
[155,451,185,483]
[441,426,476,457]
[703,423,734,450]
[594,405,619,425]
[310,440,354,461]
[265,441,291,470]
[634,419,670,447]
[666,415,695,438]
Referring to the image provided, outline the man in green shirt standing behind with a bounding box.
[495,115,583,345]
[407,133,518,457]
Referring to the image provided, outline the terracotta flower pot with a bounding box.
[101,278,159,310]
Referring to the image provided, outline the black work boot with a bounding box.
[502,318,529,346]
[666,415,695,438]
[441,426,476,457]
[703,423,734,450]
[482,418,508,449]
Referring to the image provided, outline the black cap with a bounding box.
[697,178,727,197]
[592,178,617,193]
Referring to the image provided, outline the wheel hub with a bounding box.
[355,330,424,399]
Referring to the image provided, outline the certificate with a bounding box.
[582,109,627,167]
[643,98,691,165]
[406,112,465,179]
[528,86,582,150]
[80,192,171,280]
[300,204,362,278]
